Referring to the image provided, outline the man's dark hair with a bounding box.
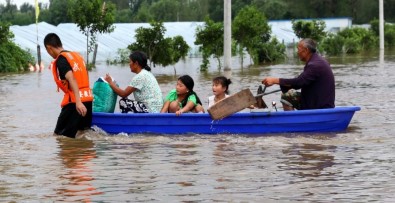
[43,33,62,48]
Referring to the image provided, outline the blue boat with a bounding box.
[92,106,361,135]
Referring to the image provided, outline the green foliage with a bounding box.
[232,5,284,65]
[115,9,132,23]
[128,21,165,64]
[292,20,327,42]
[338,27,377,53]
[68,0,116,35]
[132,1,154,22]
[0,43,35,72]
[251,38,286,64]
[0,22,34,72]
[168,36,189,65]
[370,19,380,36]
[321,27,378,55]
[47,0,72,25]
[0,21,14,42]
[260,0,287,20]
[150,0,179,22]
[321,33,345,55]
[0,0,394,25]
[370,19,395,47]
[384,27,395,47]
[108,0,130,10]
[68,0,116,65]
[106,48,130,65]
[343,38,362,54]
[127,21,189,68]
[233,6,271,65]
[19,3,34,13]
[194,17,223,71]
[208,0,254,22]
[10,12,35,25]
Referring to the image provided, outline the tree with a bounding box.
[370,19,395,47]
[108,0,130,10]
[292,20,327,42]
[261,0,287,20]
[115,9,133,23]
[150,0,179,22]
[127,21,189,72]
[128,21,166,66]
[321,27,378,55]
[338,27,377,53]
[132,1,154,22]
[0,22,34,72]
[47,0,72,25]
[0,0,18,22]
[195,17,223,71]
[68,0,116,67]
[0,21,14,43]
[233,6,284,65]
[20,3,34,13]
[252,38,286,64]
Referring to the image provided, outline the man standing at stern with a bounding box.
[44,33,93,138]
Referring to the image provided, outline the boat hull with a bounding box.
[92,106,361,135]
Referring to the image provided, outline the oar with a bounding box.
[207,89,256,120]
[255,89,282,97]
[208,87,282,120]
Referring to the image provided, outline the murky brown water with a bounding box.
[1,50,394,202]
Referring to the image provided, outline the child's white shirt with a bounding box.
[208,94,229,108]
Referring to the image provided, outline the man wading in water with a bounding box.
[44,33,93,138]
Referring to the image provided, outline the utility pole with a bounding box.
[379,0,385,66]
[379,0,384,50]
[224,0,232,71]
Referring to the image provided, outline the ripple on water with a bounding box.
[1,56,395,201]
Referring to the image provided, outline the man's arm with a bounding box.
[262,77,280,86]
[65,71,87,117]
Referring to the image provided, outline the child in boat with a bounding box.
[208,76,232,108]
[161,75,205,116]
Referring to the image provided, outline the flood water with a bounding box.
[1,50,394,202]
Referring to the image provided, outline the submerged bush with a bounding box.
[321,27,378,55]
[321,33,345,55]
[0,21,35,73]
[106,48,130,65]
[251,38,286,64]
[0,42,35,72]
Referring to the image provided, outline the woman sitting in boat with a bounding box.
[105,51,163,113]
[161,75,205,116]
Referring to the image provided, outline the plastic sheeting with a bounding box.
[11,19,350,62]
[11,22,206,62]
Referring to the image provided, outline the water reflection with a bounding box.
[379,49,385,68]
[167,141,200,187]
[2,48,395,202]
[280,143,336,178]
[53,137,102,202]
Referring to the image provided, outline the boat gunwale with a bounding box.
[92,106,361,118]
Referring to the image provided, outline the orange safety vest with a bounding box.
[51,51,93,107]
